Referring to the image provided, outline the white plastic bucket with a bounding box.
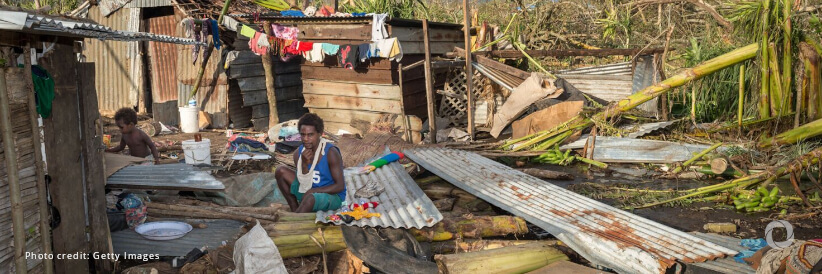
[179,106,199,133]
[182,139,211,165]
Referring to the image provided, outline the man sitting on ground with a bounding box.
[105,108,160,164]
[275,113,346,213]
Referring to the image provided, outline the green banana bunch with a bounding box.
[253,0,290,11]
[732,186,780,213]
[533,146,573,165]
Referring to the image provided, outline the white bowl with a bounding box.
[135,221,193,241]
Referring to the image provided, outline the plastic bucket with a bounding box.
[179,106,199,133]
[182,139,211,165]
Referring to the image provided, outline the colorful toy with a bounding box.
[326,202,381,223]
[358,152,404,174]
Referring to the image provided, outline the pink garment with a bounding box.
[271,23,298,40]
[249,32,268,55]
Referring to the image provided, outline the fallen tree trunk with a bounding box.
[273,228,347,258]
[434,242,569,274]
[759,117,822,147]
[516,168,574,180]
[147,208,258,223]
[146,202,277,222]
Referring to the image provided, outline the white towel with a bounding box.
[375,38,402,61]
[302,43,324,63]
[295,139,329,193]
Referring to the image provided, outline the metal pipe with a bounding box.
[472,63,514,91]
[24,43,54,274]
[0,64,28,274]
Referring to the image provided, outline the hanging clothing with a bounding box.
[303,43,324,62]
[368,42,378,58]
[192,21,202,64]
[31,65,54,118]
[222,15,240,32]
[271,23,298,40]
[357,43,370,63]
[240,25,256,38]
[322,43,340,56]
[338,44,357,69]
[296,41,313,52]
[249,32,269,55]
[370,13,389,41]
[210,19,221,50]
[224,51,240,69]
[374,38,403,61]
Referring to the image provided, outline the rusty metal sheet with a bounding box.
[84,6,139,113]
[404,148,737,274]
[625,120,680,139]
[123,0,172,8]
[99,0,133,17]
[148,10,181,103]
[178,82,228,114]
[315,149,442,229]
[687,232,754,274]
[560,136,715,163]
[107,164,225,191]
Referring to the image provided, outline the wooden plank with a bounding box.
[401,41,459,55]
[237,73,302,91]
[301,65,394,84]
[39,39,90,273]
[309,108,387,124]
[300,53,425,71]
[251,117,269,132]
[241,85,304,106]
[152,100,180,126]
[78,62,113,272]
[303,94,403,114]
[390,26,464,42]
[324,121,363,135]
[302,79,401,99]
[227,80,252,128]
[251,99,306,119]
[298,24,371,40]
[228,61,301,78]
[252,104,269,118]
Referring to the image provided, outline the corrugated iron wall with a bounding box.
[146,7,180,103]
[84,5,140,114]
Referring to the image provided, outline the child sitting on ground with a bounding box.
[106,108,160,164]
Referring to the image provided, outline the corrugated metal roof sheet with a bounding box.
[124,0,172,8]
[178,82,229,114]
[0,9,202,45]
[625,120,680,138]
[112,219,244,256]
[404,148,737,274]
[99,0,133,17]
[687,232,755,274]
[148,10,181,103]
[107,164,225,191]
[559,136,715,163]
[315,149,443,229]
[557,62,632,75]
[84,6,140,113]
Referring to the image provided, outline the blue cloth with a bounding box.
[733,238,768,263]
[229,137,268,152]
[352,12,366,16]
[281,10,305,17]
[209,19,221,50]
[298,143,346,200]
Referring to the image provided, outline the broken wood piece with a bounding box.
[516,168,574,180]
[489,73,562,137]
[710,157,730,174]
[430,239,546,254]
[433,198,456,211]
[411,215,528,241]
[512,101,584,139]
[434,242,569,274]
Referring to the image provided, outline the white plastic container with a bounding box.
[182,138,211,165]
[179,106,199,133]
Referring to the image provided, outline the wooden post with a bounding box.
[422,19,437,143]
[0,64,28,274]
[23,43,55,274]
[397,63,412,143]
[463,0,475,140]
[262,22,280,127]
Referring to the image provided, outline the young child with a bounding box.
[106,108,160,164]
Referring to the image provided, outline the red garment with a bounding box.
[296,41,313,52]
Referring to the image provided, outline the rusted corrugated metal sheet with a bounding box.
[99,0,133,17]
[84,5,140,113]
[316,149,442,229]
[404,148,738,274]
[688,232,754,274]
[178,82,228,114]
[147,10,180,103]
[557,59,659,115]
[559,136,716,163]
[112,219,243,256]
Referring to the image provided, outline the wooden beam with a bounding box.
[262,22,280,127]
[398,63,412,142]
[302,79,401,99]
[0,64,27,274]
[423,19,437,143]
[463,0,475,140]
[303,94,403,114]
[487,48,668,58]
[23,42,54,274]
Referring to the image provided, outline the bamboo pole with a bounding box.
[463,0,475,140]
[783,0,793,115]
[739,64,745,132]
[0,68,27,274]
[261,22,280,126]
[760,116,822,147]
[23,43,54,274]
[596,43,759,121]
[768,43,785,116]
[434,242,569,274]
[760,0,772,118]
[423,19,437,143]
[188,0,232,101]
[672,142,723,174]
